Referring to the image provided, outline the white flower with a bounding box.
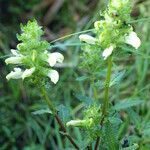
[5,49,24,64]
[11,49,21,56]
[47,70,59,84]
[125,31,141,49]
[22,67,35,80]
[6,68,23,80]
[102,45,114,60]
[5,57,23,64]
[48,52,64,67]
[66,120,85,127]
[79,34,96,45]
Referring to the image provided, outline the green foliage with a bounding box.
[95,2,132,49]
[17,20,44,42]
[16,20,49,71]
[79,43,104,74]
[32,108,52,115]
[113,98,143,111]
[1,0,150,149]
[67,104,101,141]
[103,121,118,150]
[57,104,71,124]
[120,144,139,150]
[74,93,93,105]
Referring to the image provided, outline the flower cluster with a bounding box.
[79,0,141,60]
[5,20,64,84]
[67,104,102,140]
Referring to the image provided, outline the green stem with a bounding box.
[94,56,113,150]
[41,87,57,114]
[102,56,112,116]
[41,87,80,150]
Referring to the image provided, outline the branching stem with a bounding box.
[41,87,80,150]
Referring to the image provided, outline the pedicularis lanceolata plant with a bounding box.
[5,0,143,150]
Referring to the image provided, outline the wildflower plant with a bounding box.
[5,20,64,84]
[5,0,145,149]
[67,0,141,149]
[5,20,80,150]
[79,0,141,72]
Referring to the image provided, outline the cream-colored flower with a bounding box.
[6,68,23,80]
[48,52,64,67]
[47,70,59,84]
[66,120,85,127]
[5,49,24,64]
[125,31,141,49]
[22,67,35,80]
[79,34,96,45]
[5,57,23,65]
[102,45,114,60]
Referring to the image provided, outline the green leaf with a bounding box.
[113,99,143,111]
[104,121,119,150]
[127,109,141,127]
[32,108,52,115]
[142,128,150,136]
[57,105,71,124]
[23,144,45,150]
[74,93,93,105]
[76,76,89,81]
[120,144,139,150]
[110,70,126,87]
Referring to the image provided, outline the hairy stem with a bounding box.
[102,56,112,116]
[94,56,113,150]
[41,87,80,150]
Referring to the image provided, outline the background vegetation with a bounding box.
[0,0,150,149]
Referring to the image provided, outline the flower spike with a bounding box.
[5,20,64,84]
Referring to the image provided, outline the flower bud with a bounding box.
[5,57,23,65]
[66,120,86,127]
[79,34,96,45]
[102,45,114,60]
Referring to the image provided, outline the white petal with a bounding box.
[102,45,114,60]
[47,70,59,84]
[48,52,64,67]
[14,68,22,72]
[5,57,22,64]
[6,68,23,80]
[22,67,35,80]
[11,49,20,56]
[125,32,141,49]
[79,34,96,45]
